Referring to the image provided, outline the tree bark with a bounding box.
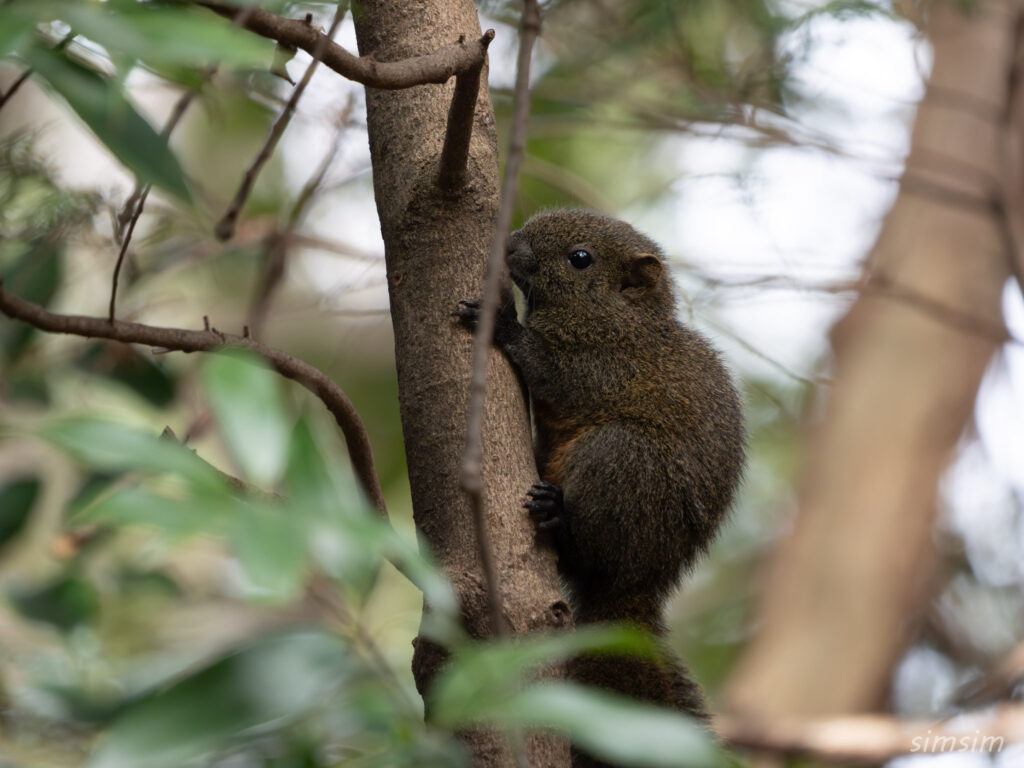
[352,2,571,765]
[725,0,1018,716]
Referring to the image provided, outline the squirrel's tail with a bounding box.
[569,592,709,768]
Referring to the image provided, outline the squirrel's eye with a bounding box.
[568,249,593,269]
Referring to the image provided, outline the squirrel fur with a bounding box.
[457,210,745,765]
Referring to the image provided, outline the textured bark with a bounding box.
[725,0,1018,716]
[352,2,571,766]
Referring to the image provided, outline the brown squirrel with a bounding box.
[456,210,745,765]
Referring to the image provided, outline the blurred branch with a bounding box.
[460,0,541,641]
[285,232,383,261]
[0,32,74,112]
[955,639,1024,708]
[996,16,1024,300]
[161,425,282,500]
[196,1,493,90]
[0,282,387,516]
[215,5,346,241]
[0,69,33,111]
[687,271,1019,346]
[248,100,354,337]
[437,29,494,192]
[718,707,1024,764]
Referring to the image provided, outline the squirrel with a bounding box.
[456,210,745,765]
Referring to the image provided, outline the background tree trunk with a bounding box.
[353,2,571,765]
[725,0,1019,716]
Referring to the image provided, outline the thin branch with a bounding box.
[215,5,346,241]
[0,282,387,516]
[196,1,492,90]
[995,14,1024,301]
[0,32,74,113]
[109,3,260,321]
[460,0,541,640]
[248,101,353,337]
[437,30,495,192]
[109,185,152,322]
[285,232,383,261]
[717,707,1024,764]
[247,232,288,340]
[109,86,206,321]
[686,270,1020,346]
[0,68,33,112]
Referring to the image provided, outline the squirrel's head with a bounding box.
[507,210,672,318]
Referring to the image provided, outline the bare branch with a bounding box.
[215,6,346,241]
[110,86,206,321]
[460,0,541,639]
[196,1,491,90]
[996,15,1024,300]
[0,283,387,516]
[248,101,354,337]
[438,30,495,192]
[718,707,1024,764]
[0,69,33,112]
[0,33,74,113]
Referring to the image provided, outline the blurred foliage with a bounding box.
[495,0,891,224]
[0,348,723,766]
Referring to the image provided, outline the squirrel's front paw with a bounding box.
[525,480,565,533]
[452,299,481,328]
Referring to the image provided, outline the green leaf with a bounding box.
[0,475,40,549]
[431,626,656,724]
[202,351,290,486]
[230,501,307,600]
[80,487,230,539]
[495,682,722,768]
[21,42,192,201]
[10,573,100,632]
[284,414,339,517]
[89,631,349,768]
[42,418,225,494]
[1,238,63,363]
[0,9,36,56]
[51,2,273,69]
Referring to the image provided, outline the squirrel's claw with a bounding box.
[452,299,481,326]
[525,481,564,532]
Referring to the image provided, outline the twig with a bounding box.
[0,282,387,516]
[995,15,1024,301]
[438,30,495,192]
[247,232,287,340]
[286,100,353,231]
[717,707,1024,764]
[110,83,202,321]
[305,573,418,711]
[0,69,33,112]
[247,100,353,337]
[460,0,541,640]
[215,5,346,241]
[196,1,491,90]
[0,32,75,113]
[109,4,260,321]
[109,185,152,322]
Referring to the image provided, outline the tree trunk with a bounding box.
[352,2,571,765]
[725,0,1018,716]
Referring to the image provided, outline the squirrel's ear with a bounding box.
[621,253,663,298]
